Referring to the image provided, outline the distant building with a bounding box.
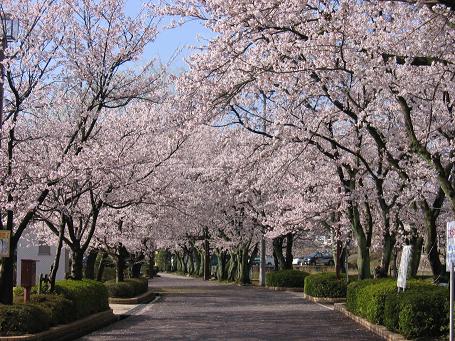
[14,233,69,286]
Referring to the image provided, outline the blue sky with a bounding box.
[125,1,214,72]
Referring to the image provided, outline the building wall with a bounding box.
[15,242,69,286]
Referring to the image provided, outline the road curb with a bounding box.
[109,289,157,305]
[266,286,304,292]
[0,309,116,341]
[117,294,162,317]
[334,303,409,341]
[303,293,346,303]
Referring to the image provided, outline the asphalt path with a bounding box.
[79,273,381,341]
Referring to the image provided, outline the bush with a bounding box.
[128,277,148,295]
[29,294,74,325]
[55,279,109,319]
[347,278,447,338]
[13,286,39,297]
[266,270,309,288]
[105,277,149,298]
[346,278,396,324]
[384,286,449,338]
[0,304,50,336]
[304,272,356,298]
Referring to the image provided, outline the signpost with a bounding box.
[447,221,455,341]
[0,230,11,257]
[21,259,37,303]
[397,245,412,291]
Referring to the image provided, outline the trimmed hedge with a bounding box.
[304,272,356,298]
[29,294,74,326]
[266,270,309,288]
[4,280,109,336]
[0,304,50,336]
[347,278,448,339]
[384,286,449,338]
[346,278,396,324]
[104,277,149,298]
[55,279,109,319]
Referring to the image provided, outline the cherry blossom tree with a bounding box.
[0,0,165,303]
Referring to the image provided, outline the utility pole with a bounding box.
[0,14,18,152]
[258,91,267,287]
[259,234,266,286]
[0,19,6,152]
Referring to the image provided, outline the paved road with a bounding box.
[80,273,381,341]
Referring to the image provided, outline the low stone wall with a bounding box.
[303,293,346,304]
[108,289,157,305]
[266,286,304,292]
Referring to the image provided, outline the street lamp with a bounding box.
[0,14,19,150]
[2,14,19,42]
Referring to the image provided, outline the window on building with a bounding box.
[38,241,51,256]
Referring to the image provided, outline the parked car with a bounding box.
[303,251,334,266]
[252,256,275,266]
[292,257,305,265]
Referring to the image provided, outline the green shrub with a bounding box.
[347,278,447,338]
[0,304,50,336]
[128,277,148,295]
[266,270,309,288]
[13,286,39,297]
[346,279,378,316]
[29,294,74,325]
[346,278,396,324]
[384,286,449,338]
[105,280,135,298]
[304,272,356,298]
[55,279,109,319]
[105,278,148,298]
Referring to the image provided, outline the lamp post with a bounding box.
[0,14,19,150]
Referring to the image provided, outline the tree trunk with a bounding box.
[197,250,204,277]
[238,249,248,284]
[84,249,98,280]
[115,245,128,283]
[350,203,371,279]
[131,262,142,278]
[131,253,145,278]
[272,236,286,270]
[272,252,279,271]
[216,250,228,281]
[187,251,195,275]
[70,248,84,280]
[390,248,398,278]
[335,240,342,279]
[284,233,293,269]
[227,252,238,281]
[409,237,423,278]
[356,238,371,279]
[203,228,210,280]
[178,251,188,274]
[422,200,445,281]
[0,254,14,304]
[96,252,108,281]
[147,254,156,279]
[49,219,65,292]
[193,247,201,276]
[115,256,125,282]
[175,252,183,272]
[379,232,395,277]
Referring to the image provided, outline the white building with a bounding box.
[15,236,69,287]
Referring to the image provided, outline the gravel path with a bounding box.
[79,273,381,341]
